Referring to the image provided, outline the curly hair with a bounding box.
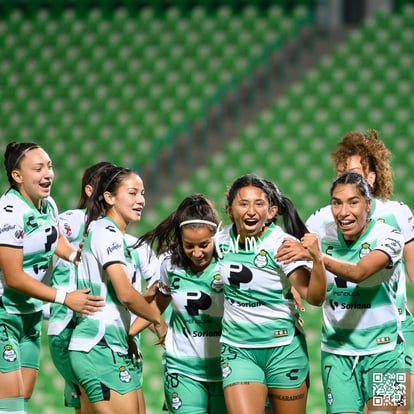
[331,129,393,200]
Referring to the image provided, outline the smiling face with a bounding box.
[11,147,54,207]
[331,183,372,241]
[227,185,276,242]
[181,225,215,273]
[104,172,145,232]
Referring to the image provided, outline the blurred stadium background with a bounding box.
[1,0,413,412]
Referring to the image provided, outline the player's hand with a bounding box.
[64,289,105,315]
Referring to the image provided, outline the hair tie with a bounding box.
[103,168,125,193]
[179,219,218,228]
[12,145,38,170]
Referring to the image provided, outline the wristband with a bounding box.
[68,251,77,264]
[54,289,67,305]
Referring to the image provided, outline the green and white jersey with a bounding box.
[307,198,414,320]
[48,208,86,336]
[69,217,136,354]
[0,188,59,314]
[214,223,311,348]
[320,219,404,356]
[125,234,160,293]
[159,256,224,382]
[125,233,160,352]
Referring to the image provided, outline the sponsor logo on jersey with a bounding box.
[106,241,122,255]
[329,299,371,310]
[0,223,16,235]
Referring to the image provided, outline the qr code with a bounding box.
[371,369,407,409]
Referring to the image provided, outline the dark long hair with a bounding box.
[226,174,308,239]
[4,141,40,188]
[331,172,372,202]
[136,194,220,269]
[84,165,133,233]
[77,161,115,209]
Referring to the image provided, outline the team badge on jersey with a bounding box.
[211,273,224,292]
[327,387,333,405]
[254,249,268,268]
[3,344,17,362]
[222,362,232,378]
[171,392,182,409]
[359,242,372,258]
[118,366,132,383]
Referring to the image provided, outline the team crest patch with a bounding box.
[171,392,182,410]
[211,273,224,292]
[222,362,232,378]
[359,242,371,258]
[3,344,17,362]
[119,366,131,383]
[327,387,333,405]
[254,249,268,268]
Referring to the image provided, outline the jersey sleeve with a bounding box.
[58,210,85,243]
[395,202,414,243]
[158,256,172,296]
[0,205,24,248]
[137,242,160,284]
[305,205,333,233]
[375,226,404,265]
[92,221,127,268]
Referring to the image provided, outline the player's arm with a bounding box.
[0,245,104,315]
[403,241,414,290]
[323,249,390,283]
[107,263,167,342]
[54,228,79,264]
[129,288,171,337]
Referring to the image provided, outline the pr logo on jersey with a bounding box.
[118,366,131,383]
[211,273,224,292]
[329,300,339,311]
[3,344,17,362]
[253,249,268,268]
[359,242,371,259]
[171,392,182,410]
